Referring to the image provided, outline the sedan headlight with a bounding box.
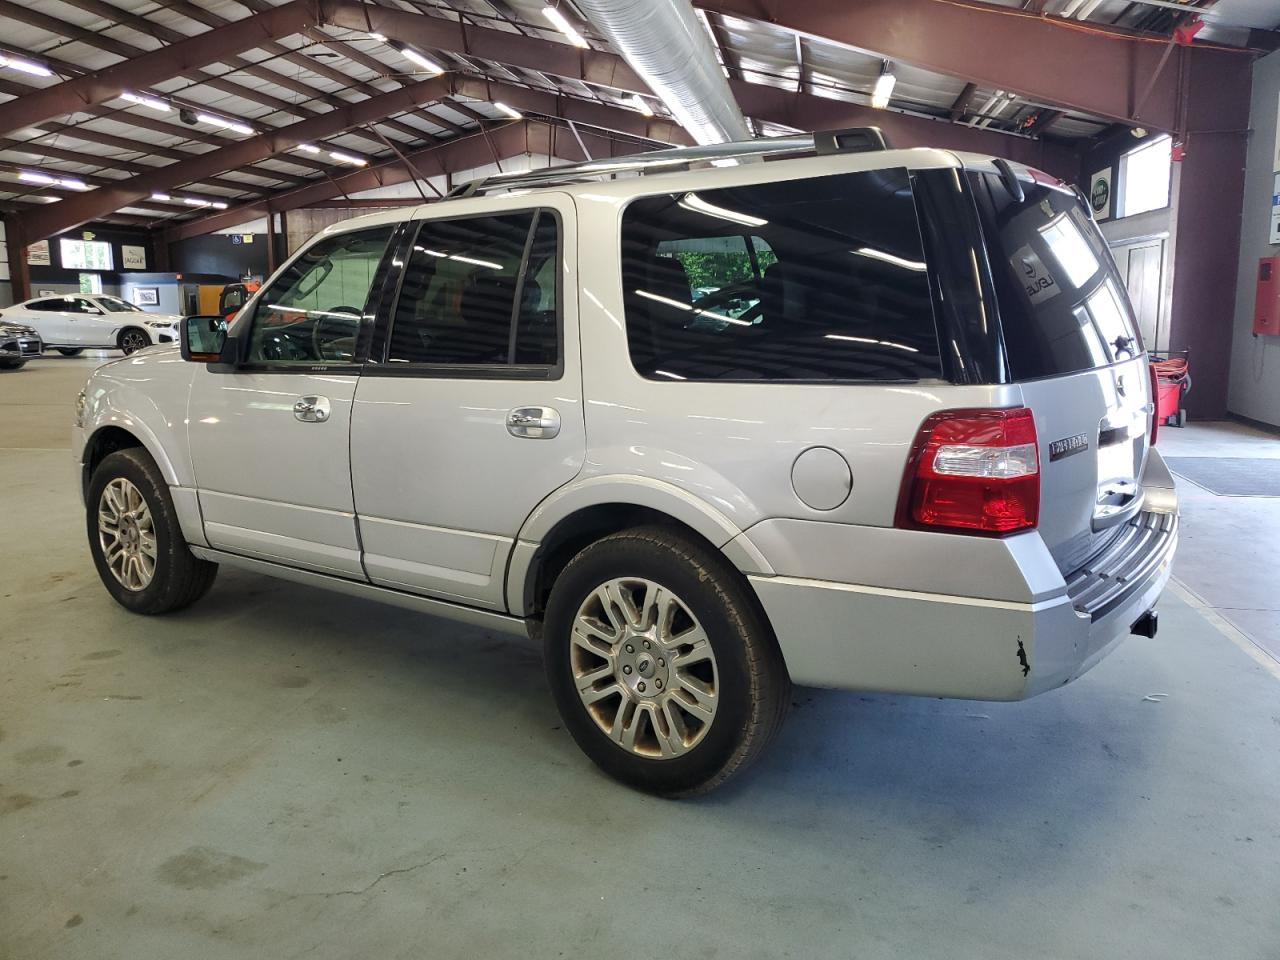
[74,389,87,428]
[145,320,175,329]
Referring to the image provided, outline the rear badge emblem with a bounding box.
[1049,434,1090,462]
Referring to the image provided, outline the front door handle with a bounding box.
[293,395,331,423]
[507,406,560,439]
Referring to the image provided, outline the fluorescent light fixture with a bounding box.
[542,6,589,48]
[211,201,228,209]
[398,46,444,74]
[121,91,170,112]
[494,102,523,119]
[369,32,387,42]
[677,192,767,227]
[629,95,654,118]
[0,53,52,77]
[150,192,172,201]
[853,247,927,271]
[871,68,896,110]
[296,143,321,154]
[182,197,211,207]
[328,150,368,167]
[17,170,87,190]
[197,113,255,136]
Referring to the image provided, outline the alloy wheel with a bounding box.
[571,577,719,759]
[120,330,148,354]
[98,477,157,591]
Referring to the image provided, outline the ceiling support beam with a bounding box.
[13,75,456,244]
[0,0,323,138]
[160,121,648,243]
[450,77,693,145]
[729,81,1081,179]
[321,0,650,95]
[694,0,1250,134]
[51,0,430,148]
[949,83,979,122]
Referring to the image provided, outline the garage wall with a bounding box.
[1228,49,1280,427]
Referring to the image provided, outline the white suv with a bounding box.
[74,131,1177,795]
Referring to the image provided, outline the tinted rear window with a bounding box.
[970,172,1142,380]
[620,169,942,382]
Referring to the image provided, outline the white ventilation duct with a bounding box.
[572,0,751,145]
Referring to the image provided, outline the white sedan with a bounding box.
[0,294,181,356]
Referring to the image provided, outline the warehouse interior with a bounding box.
[2,2,1280,958]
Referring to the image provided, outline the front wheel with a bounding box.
[117,327,149,355]
[543,527,790,797]
[87,448,217,614]
[0,359,26,370]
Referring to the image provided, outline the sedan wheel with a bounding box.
[118,328,149,355]
[97,477,157,591]
[571,577,719,759]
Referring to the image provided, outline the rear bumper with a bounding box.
[742,509,1177,701]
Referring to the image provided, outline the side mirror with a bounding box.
[180,315,234,364]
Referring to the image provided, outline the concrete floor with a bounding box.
[3,357,1280,960]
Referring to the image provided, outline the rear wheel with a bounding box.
[117,327,149,355]
[57,347,84,357]
[543,527,789,797]
[87,448,217,614]
[0,359,26,370]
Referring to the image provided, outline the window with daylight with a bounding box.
[1119,135,1172,219]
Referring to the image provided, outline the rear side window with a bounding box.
[970,173,1142,380]
[620,169,941,382]
[387,210,559,371]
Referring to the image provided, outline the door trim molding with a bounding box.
[189,546,528,637]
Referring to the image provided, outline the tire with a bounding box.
[86,448,217,614]
[0,359,26,370]
[543,526,790,797]
[57,348,84,357]
[117,327,150,355]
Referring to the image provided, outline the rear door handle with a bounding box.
[507,406,560,439]
[293,395,331,423]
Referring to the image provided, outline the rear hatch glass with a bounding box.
[970,171,1151,573]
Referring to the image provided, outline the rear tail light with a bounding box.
[897,407,1040,534]
[1147,362,1160,447]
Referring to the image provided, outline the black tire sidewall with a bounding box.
[0,360,25,370]
[544,532,766,796]
[86,449,188,614]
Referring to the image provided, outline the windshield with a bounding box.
[970,172,1142,380]
[96,296,143,313]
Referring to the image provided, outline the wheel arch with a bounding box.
[81,424,176,501]
[508,477,774,619]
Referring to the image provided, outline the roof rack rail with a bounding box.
[444,127,890,199]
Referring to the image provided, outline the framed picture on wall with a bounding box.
[134,287,159,307]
